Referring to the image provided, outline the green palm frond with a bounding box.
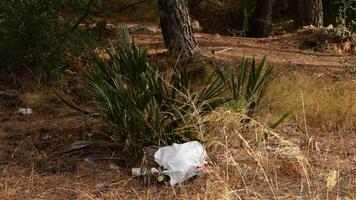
[85,26,227,158]
[228,56,274,117]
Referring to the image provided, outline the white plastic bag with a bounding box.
[154,141,207,186]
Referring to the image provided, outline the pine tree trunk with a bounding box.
[158,0,199,58]
[250,0,275,37]
[297,0,323,27]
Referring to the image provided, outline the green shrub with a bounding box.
[0,0,61,68]
[324,0,356,32]
[0,0,94,71]
[271,19,295,36]
[335,0,356,32]
[86,27,227,158]
[83,28,274,158]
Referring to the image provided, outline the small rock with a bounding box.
[282,124,303,134]
[352,33,356,43]
[96,183,109,191]
[191,18,203,32]
[303,25,316,30]
[95,182,118,191]
[266,145,274,152]
[326,24,334,30]
[84,156,97,166]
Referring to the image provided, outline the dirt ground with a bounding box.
[133,27,354,69]
[0,27,355,199]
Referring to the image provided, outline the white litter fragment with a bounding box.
[16,108,33,115]
[131,167,159,176]
[109,163,120,170]
[154,141,207,186]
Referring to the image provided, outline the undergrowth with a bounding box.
[261,70,356,130]
[85,27,274,158]
[87,27,227,158]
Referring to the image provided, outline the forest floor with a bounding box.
[0,24,355,199]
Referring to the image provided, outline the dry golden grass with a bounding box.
[1,67,355,200]
[260,69,356,130]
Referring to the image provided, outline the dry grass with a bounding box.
[260,69,356,130]
[0,66,355,199]
[2,108,354,199]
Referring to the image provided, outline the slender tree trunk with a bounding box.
[158,0,199,58]
[250,0,275,37]
[297,0,323,27]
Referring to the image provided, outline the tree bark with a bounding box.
[250,0,275,37]
[297,0,323,27]
[158,0,199,58]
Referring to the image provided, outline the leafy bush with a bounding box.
[0,0,61,68]
[93,0,158,21]
[324,0,356,32]
[0,0,94,71]
[335,0,356,32]
[87,27,227,158]
[271,19,295,35]
[228,8,253,37]
[83,27,274,158]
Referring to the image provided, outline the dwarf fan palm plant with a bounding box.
[87,27,227,158]
[228,56,273,117]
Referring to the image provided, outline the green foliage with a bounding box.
[324,0,356,32]
[228,8,253,37]
[0,0,62,68]
[86,27,226,158]
[0,0,97,72]
[227,56,273,117]
[94,0,158,21]
[335,0,356,32]
[271,19,295,36]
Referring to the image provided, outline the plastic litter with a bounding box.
[16,108,33,115]
[109,163,120,170]
[154,141,207,186]
[132,167,159,176]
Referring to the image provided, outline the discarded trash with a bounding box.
[132,167,159,176]
[131,167,168,184]
[84,155,97,166]
[154,141,207,186]
[109,163,120,170]
[0,90,18,98]
[16,108,33,115]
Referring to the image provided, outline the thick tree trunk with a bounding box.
[297,0,323,27]
[158,0,199,58]
[250,0,275,37]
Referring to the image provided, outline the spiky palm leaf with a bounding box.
[86,26,227,158]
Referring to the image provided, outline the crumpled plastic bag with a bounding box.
[154,141,207,186]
